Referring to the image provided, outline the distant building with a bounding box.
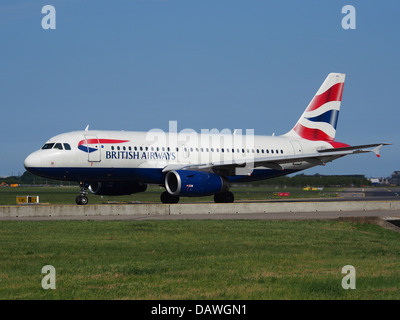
[368,177,390,186]
[390,171,400,186]
[369,178,380,186]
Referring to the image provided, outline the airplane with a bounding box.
[24,73,389,205]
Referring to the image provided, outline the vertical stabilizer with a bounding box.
[284,73,345,141]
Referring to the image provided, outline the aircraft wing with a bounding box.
[162,143,390,176]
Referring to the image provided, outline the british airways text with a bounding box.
[106,151,176,160]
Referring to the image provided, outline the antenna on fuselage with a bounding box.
[85,125,89,132]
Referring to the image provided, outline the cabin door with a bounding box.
[290,140,303,166]
[85,135,101,162]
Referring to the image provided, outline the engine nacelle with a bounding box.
[165,170,229,197]
[88,182,147,196]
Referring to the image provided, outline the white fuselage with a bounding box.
[24,130,333,184]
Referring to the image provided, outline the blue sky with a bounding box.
[0,0,399,177]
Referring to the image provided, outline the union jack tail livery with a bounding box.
[285,73,345,142]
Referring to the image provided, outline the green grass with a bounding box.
[0,220,399,299]
[0,185,340,205]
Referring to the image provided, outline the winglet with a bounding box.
[371,144,383,158]
[85,125,90,132]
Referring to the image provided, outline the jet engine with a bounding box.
[165,170,229,197]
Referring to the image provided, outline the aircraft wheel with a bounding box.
[214,191,234,203]
[76,195,89,205]
[225,191,234,203]
[161,191,180,204]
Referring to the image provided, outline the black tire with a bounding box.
[76,195,89,205]
[80,196,89,205]
[225,191,234,203]
[214,191,234,203]
[214,193,223,203]
[160,191,180,204]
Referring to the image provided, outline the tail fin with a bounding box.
[284,73,345,141]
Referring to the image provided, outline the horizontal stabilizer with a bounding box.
[318,143,391,157]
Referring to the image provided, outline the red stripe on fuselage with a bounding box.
[78,139,130,146]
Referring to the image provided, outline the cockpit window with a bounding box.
[42,142,70,150]
[42,143,55,150]
[54,143,64,150]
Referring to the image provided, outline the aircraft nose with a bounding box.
[24,152,42,170]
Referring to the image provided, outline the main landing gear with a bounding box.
[76,182,89,205]
[160,191,180,204]
[213,191,234,203]
[160,191,235,204]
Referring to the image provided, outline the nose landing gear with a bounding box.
[76,182,89,205]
